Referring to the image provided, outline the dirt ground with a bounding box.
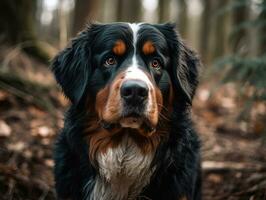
[0,53,265,200]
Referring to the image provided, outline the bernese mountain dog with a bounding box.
[52,22,201,200]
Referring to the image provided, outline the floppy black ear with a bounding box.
[51,27,94,104]
[155,23,200,104]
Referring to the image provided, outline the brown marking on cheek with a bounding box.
[113,40,126,56]
[156,87,163,113]
[95,86,109,119]
[142,41,155,55]
[147,87,163,127]
[97,72,126,122]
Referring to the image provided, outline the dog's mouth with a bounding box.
[119,112,142,128]
[100,113,156,136]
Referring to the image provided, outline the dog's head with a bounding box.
[52,22,200,139]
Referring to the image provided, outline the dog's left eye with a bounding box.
[104,57,117,66]
[151,59,161,69]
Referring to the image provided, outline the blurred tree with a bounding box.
[158,0,170,23]
[95,0,107,22]
[199,0,212,62]
[212,0,229,59]
[230,0,250,53]
[258,0,266,55]
[116,0,141,22]
[59,0,68,49]
[116,0,123,21]
[0,0,51,63]
[177,0,188,37]
[72,0,93,36]
[213,0,266,117]
[0,0,36,44]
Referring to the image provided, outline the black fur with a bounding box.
[52,23,201,200]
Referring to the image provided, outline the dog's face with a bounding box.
[93,23,171,133]
[52,22,199,139]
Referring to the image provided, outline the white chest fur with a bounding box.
[89,134,155,200]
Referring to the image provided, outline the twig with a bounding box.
[234,180,266,196]
[0,163,51,192]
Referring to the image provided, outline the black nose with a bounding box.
[120,80,148,104]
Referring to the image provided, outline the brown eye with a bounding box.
[151,59,161,69]
[105,57,116,66]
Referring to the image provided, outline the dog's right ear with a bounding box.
[51,25,96,104]
[154,23,200,105]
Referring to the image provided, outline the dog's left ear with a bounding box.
[155,23,201,104]
[51,25,96,104]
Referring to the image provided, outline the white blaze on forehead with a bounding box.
[126,23,153,87]
[128,23,141,67]
[128,23,141,51]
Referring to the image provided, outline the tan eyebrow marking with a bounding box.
[142,41,155,55]
[112,40,126,56]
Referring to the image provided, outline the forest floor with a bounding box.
[0,51,266,200]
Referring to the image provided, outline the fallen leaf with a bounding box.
[44,159,54,167]
[207,174,222,183]
[7,141,25,151]
[0,120,11,137]
[37,126,52,137]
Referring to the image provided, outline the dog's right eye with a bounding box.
[104,57,117,67]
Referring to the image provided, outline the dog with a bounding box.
[52,22,201,200]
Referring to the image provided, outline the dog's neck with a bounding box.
[83,106,170,200]
[89,133,156,200]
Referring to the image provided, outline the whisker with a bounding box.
[159,112,171,121]
[159,113,170,121]
[157,103,169,112]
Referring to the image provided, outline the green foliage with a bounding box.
[215,55,266,100]
[214,0,266,102]
[215,0,250,16]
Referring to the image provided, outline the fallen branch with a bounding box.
[234,180,266,196]
[0,71,59,115]
[203,161,266,173]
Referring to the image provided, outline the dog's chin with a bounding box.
[119,117,143,129]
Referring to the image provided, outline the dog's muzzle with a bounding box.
[119,80,149,128]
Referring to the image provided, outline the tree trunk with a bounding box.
[213,0,229,59]
[116,0,141,22]
[72,0,93,36]
[199,0,212,62]
[258,0,266,55]
[59,0,68,49]
[158,0,170,23]
[116,0,123,22]
[231,0,249,53]
[0,0,35,43]
[177,0,188,37]
[0,0,51,63]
